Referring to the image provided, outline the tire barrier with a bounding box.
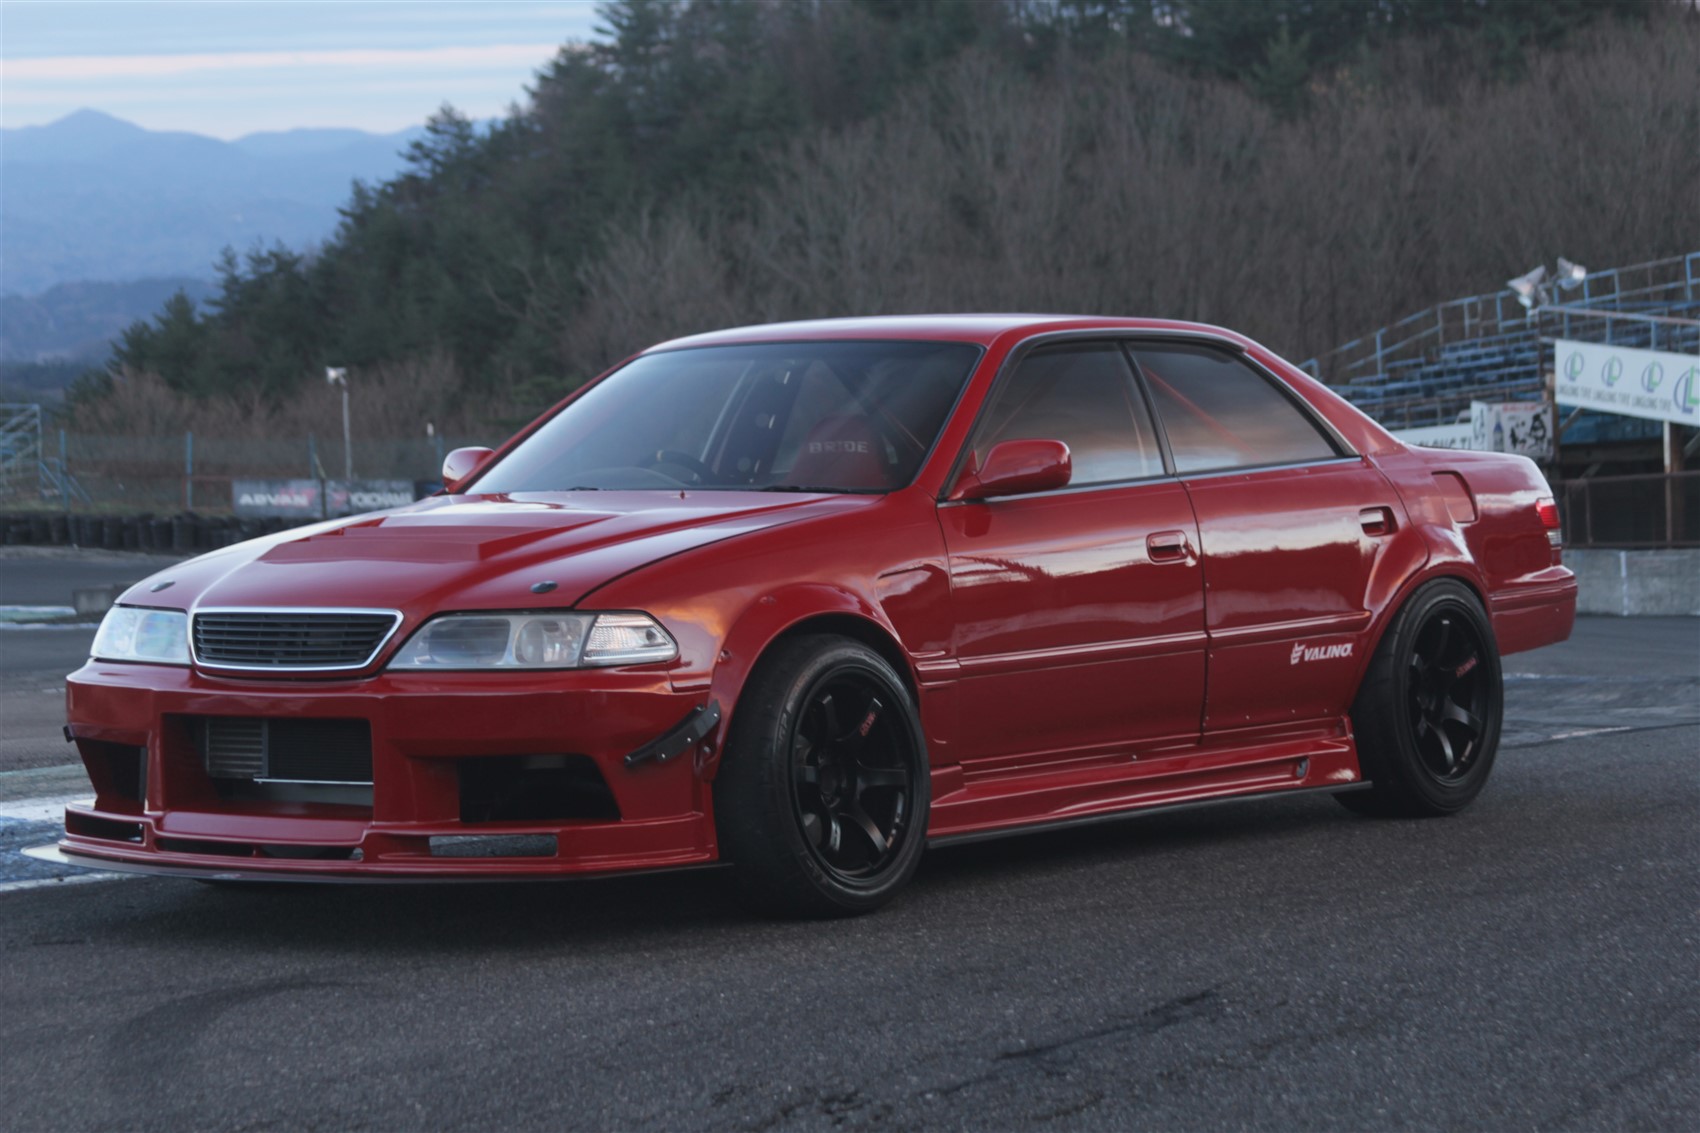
[0,512,316,553]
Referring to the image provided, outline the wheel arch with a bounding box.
[702,587,922,780]
[1358,564,1494,689]
[767,613,918,702]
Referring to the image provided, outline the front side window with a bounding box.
[1132,344,1342,474]
[971,342,1164,487]
[472,341,980,494]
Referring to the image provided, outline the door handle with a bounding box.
[1359,507,1396,537]
[1147,530,1191,563]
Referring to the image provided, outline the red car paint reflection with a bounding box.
[55,316,1575,905]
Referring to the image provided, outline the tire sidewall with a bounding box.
[726,637,930,914]
[1365,580,1504,814]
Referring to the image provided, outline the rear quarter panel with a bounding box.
[1374,446,1577,656]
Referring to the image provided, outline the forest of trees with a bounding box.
[82,0,1698,441]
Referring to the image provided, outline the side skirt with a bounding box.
[927,781,1373,849]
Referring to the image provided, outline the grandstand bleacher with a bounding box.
[1303,253,1700,447]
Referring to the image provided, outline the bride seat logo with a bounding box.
[1291,641,1354,665]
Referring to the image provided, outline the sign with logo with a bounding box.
[329,481,417,515]
[1395,403,1552,459]
[1469,400,1552,460]
[234,479,322,518]
[1554,339,1700,427]
[1393,422,1473,450]
[234,479,419,519]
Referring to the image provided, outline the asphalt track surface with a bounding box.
[0,551,1695,1131]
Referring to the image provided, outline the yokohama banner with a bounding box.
[1553,339,1700,427]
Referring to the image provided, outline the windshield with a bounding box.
[472,341,981,494]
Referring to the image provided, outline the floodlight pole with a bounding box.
[326,367,353,481]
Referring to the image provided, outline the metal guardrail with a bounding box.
[1558,472,1699,549]
[0,403,43,494]
[0,431,475,513]
[1302,252,1700,384]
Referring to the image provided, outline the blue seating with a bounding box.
[1334,253,1698,437]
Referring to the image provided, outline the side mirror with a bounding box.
[949,439,1072,502]
[442,446,494,489]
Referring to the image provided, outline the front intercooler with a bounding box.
[194,717,374,784]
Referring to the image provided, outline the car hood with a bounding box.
[125,491,865,620]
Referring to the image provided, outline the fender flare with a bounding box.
[1353,554,1492,694]
[697,583,916,779]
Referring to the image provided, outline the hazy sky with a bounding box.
[1,0,604,138]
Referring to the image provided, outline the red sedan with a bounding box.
[54,316,1576,914]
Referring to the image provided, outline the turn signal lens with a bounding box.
[581,613,678,667]
[1536,498,1561,529]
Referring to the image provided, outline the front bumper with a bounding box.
[58,660,719,879]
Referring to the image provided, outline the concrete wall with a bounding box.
[1563,549,1700,617]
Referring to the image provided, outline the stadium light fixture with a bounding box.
[1556,257,1588,289]
[1507,264,1550,311]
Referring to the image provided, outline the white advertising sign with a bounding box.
[1469,400,1553,460]
[1393,422,1472,450]
[1553,339,1700,427]
[1394,402,1552,459]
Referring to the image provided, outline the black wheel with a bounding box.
[714,635,929,917]
[1342,579,1503,817]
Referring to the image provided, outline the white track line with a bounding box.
[0,794,92,822]
[0,871,126,895]
[1547,725,1635,741]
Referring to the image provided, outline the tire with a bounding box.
[714,635,929,917]
[1341,579,1504,817]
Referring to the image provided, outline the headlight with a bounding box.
[91,606,190,665]
[387,611,677,670]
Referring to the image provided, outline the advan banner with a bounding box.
[234,479,418,518]
[1554,339,1700,427]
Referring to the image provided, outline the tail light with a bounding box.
[1537,497,1563,555]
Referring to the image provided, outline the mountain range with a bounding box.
[1,109,424,365]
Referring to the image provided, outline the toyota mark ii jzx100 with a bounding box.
[50,316,1577,915]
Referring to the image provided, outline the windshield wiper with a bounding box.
[757,485,868,494]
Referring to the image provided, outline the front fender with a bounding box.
[698,583,918,779]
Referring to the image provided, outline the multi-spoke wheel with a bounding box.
[790,677,915,880]
[714,635,929,916]
[1406,609,1492,781]
[1342,580,1503,817]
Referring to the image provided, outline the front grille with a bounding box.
[198,717,374,783]
[192,609,401,670]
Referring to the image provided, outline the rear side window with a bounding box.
[973,342,1164,487]
[1131,344,1341,474]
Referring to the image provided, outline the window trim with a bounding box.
[937,330,1222,502]
[960,338,1169,494]
[938,327,1355,503]
[1125,341,1356,478]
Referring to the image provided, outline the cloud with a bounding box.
[5,44,561,82]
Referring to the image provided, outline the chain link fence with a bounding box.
[1557,472,1699,549]
[4,433,1695,553]
[8,432,486,514]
